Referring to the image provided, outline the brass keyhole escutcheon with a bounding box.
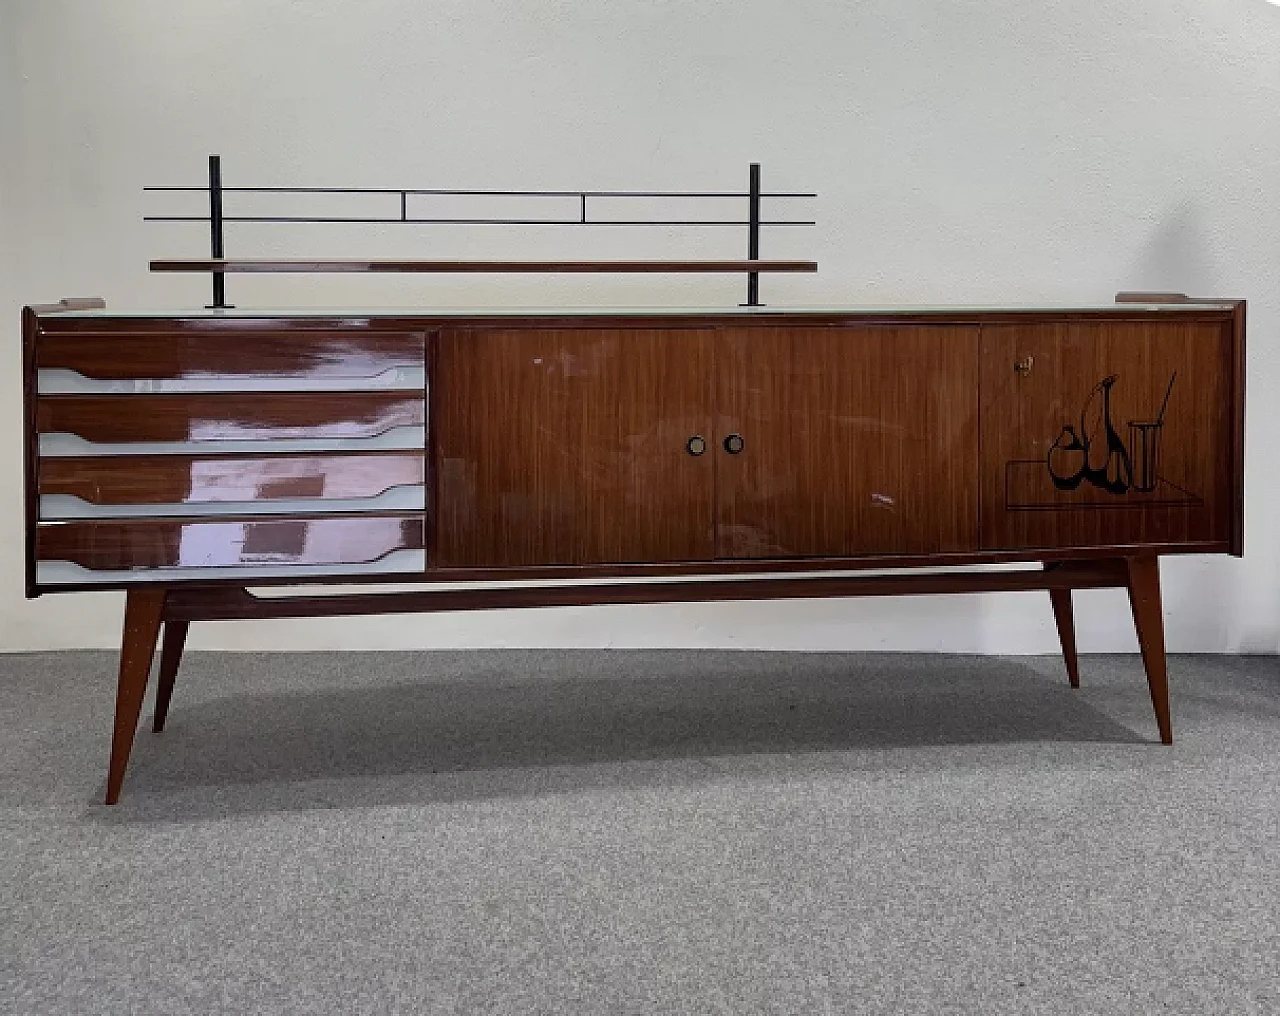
[1014,356,1035,377]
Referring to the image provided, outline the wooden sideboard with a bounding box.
[21,298,1246,802]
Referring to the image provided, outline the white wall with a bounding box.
[2,0,1278,653]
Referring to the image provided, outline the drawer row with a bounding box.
[31,380,429,587]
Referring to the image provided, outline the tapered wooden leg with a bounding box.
[106,589,166,804]
[1049,588,1080,689]
[1124,555,1173,745]
[152,619,189,733]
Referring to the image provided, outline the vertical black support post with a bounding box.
[207,154,229,309]
[745,162,761,307]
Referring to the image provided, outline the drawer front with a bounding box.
[36,392,424,448]
[29,319,431,590]
[36,515,424,586]
[36,329,424,383]
[38,452,426,518]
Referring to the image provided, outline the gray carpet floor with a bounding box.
[2,649,1278,1015]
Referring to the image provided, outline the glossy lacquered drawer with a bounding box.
[35,515,426,586]
[35,392,425,453]
[37,451,427,520]
[35,328,426,384]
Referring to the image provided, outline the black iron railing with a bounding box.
[145,155,816,308]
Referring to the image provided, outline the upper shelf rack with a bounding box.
[145,156,816,308]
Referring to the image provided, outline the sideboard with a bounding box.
[21,296,1245,802]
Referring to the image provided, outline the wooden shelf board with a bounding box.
[150,258,819,275]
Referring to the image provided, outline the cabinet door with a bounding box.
[716,325,980,559]
[435,327,715,568]
[979,319,1234,551]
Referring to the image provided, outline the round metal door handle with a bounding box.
[686,435,707,456]
[723,433,745,454]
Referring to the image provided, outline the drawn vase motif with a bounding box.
[1081,375,1132,494]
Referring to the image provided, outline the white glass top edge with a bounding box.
[44,303,1237,319]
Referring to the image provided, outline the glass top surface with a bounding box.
[48,303,1235,318]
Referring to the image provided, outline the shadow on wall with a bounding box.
[1124,205,1266,647]
[1123,203,1220,295]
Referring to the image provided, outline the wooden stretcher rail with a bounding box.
[163,560,1130,621]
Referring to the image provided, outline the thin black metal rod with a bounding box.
[746,163,761,307]
[144,185,818,198]
[207,155,228,309]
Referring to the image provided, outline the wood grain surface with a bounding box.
[36,515,424,570]
[36,392,424,444]
[434,326,715,567]
[979,320,1233,551]
[150,258,818,274]
[715,325,981,558]
[36,329,425,380]
[39,452,426,505]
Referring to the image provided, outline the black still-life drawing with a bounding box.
[1047,372,1177,496]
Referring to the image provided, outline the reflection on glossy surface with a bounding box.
[35,330,426,381]
[36,393,424,443]
[40,452,427,505]
[40,486,426,519]
[36,515,424,570]
[36,550,427,586]
[37,366,427,394]
[39,426,427,458]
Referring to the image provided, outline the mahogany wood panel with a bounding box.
[37,515,424,570]
[22,308,38,597]
[1229,302,1246,556]
[151,258,818,274]
[28,298,106,313]
[35,329,425,380]
[36,392,424,444]
[980,320,1233,551]
[715,325,980,559]
[40,452,426,505]
[434,326,715,567]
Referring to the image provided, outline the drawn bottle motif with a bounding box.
[1046,374,1133,494]
[1088,376,1132,494]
